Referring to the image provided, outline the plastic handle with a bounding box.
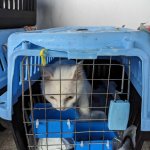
[40,49,48,66]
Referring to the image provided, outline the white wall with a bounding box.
[37,0,150,29]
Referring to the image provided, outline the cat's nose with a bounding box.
[60,107,66,111]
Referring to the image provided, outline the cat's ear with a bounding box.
[77,61,83,65]
[40,66,53,80]
[72,61,84,80]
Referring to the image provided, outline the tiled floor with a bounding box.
[0,123,16,150]
[0,121,149,150]
[142,142,150,150]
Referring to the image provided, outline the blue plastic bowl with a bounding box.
[30,103,79,138]
[75,121,116,141]
[75,140,113,150]
[75,121,116,150]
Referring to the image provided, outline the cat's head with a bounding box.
[41,61,84,110]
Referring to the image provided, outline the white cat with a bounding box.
[39,60,91,150]
[41,60,91,116]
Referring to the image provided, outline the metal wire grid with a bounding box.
[0,0,35,11]
[22,56,131,150]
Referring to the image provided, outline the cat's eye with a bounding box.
[50,96,55,100]
[66,96,73,101]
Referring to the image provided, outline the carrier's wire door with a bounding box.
[21,56,132,150]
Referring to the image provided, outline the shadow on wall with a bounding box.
[37,0,53,29]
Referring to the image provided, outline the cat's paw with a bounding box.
[91,111,107,119]
[79,114,91,120]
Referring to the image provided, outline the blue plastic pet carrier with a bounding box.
[2,26,150,149]
[0,28,23,110]
[0,29,22,88]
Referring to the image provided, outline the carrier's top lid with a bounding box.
[8,26,150,59]
[9,26,135,35]
[25,26,135,33]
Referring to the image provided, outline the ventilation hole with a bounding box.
[0,102,5,104]
[76,28,88,31]
[0,60,4,71]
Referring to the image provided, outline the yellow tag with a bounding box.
[40,49,48,66]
